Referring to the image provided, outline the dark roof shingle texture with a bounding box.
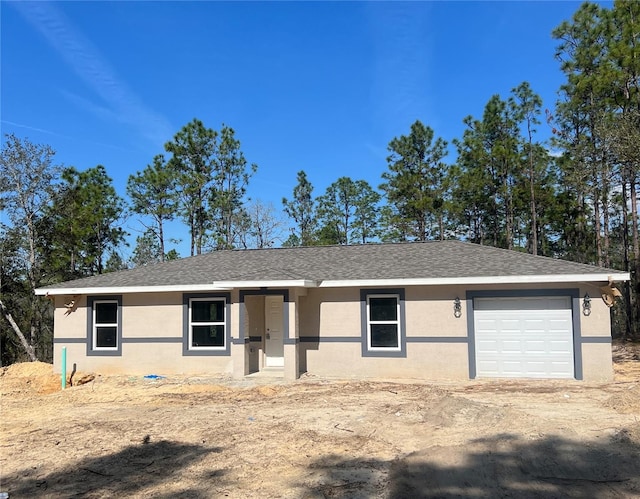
[41,240,624,290]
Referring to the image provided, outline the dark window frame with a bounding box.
[183,293,231,356]
[87,295,122,356]
[360,288,406,358]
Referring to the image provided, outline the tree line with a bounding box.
[1,1,638,365]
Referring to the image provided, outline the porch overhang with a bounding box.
[212,279,318,289]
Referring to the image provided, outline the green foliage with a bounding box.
[163,119,257,253]
[552,0,640,337]
[282,171,317,246]
[352,180,382,244]
[127,154,178,261]
[4,0,640,363]
[0,134,60,286]
[209,125,257,250]
[452,95,523,248]
[0,134,61,361]
[46,165,128,280]
[511,82,544,254]
[451,84,560,256]
[165,119,217,256]
[131,230,163,267]
[0,226,34,365]
[316,177,381,245]
[380,120,449,242]
[165,249,180,261]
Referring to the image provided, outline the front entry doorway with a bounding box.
[264,295,284,367]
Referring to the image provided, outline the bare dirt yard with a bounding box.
[2,342,640,498]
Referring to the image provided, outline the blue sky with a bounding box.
[2,1,601,256]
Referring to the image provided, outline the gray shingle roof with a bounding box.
[37,241,627,292]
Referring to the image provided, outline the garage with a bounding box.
[473,296,575,379]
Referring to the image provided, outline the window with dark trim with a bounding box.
[183,293,231,356]
[87,295,122,356]
[189,298,226,349]
[367,295,400,349]
[360,289,406,357]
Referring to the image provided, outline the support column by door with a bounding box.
[232,298,249,379]
[283,289,303,380]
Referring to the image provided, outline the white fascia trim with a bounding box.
[35,284,233,296]
[211,279,317,288]
[319,273,630,288]
[36,273,630,295]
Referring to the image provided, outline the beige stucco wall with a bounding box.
[65,343,233,376]
[52,292,232,376]
[576,285,612,338]
[122,292,183,337]
[575,284,614,381]
[300,285,469,341]
[299,283,614,381]
[405,285,468,338]
[53,294,89,339]
[302,342,469,380]
[51,282,615,380]
[299,286,469,379]
[581,343,614,381]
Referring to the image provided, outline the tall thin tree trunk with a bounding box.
[26,212,39,357]
[527,121,538,255]
[0,298,37,362]
[630,170,639,337]
[602,178,611,269]
[189,212,196,257]
[621,181,632,339]
[593,188,603,267]
[505,175,514,251]
[159,222,165,262]
[630,172,640,266]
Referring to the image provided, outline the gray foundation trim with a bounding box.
[248,336,262,342]
[581,336,612,343]
[182,293,231,356]
[299,336,467,344]
[283,338,299,345]
[300,336,360,343]
[407,337,468,343]
[121,337,182,343]
[466,288,582,380]
[54,338,86,344]
[87,295,122,357]
[360,288,406,358]
[231,337,250,345]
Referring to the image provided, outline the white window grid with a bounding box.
[92,300,119,351]
[366,293,401,351]
[189,297,226,350]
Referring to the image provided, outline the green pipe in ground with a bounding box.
[61,347,67,390]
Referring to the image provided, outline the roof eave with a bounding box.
[34,284,234,296]
[35,273,630,296]
[318,273,630,288]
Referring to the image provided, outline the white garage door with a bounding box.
[473,296,575,379]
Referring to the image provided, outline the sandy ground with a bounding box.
[1,342,640,498]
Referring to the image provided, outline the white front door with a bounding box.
[264,295,284,367]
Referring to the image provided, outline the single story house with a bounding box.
[35,241,630,381]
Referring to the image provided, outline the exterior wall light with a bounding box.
[454,297,462,318]
[583,293,592,316]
